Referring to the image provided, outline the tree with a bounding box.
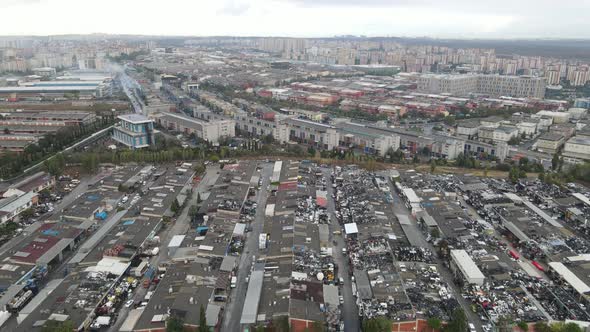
[20,208,35,220]
[552,153,560,170]
[445,308,468,332]
[189,205,199,220]
[197,192,202,204]
[362,316,392,332]
[166,316,184,332]
[81,153,99,174]
[42,320,75,332]
[209,154,220,163]
[429,228,440,239]
[443,115,456,126]
[509,166,521,183]
[171,198,181,215]
[194,163,206,175]
[44,153,66,177]
[262,134,275,144]
[533,322,551,332]
[426,317,442,332]
[560,322,590,332]
[496,316,513,332]
[311,321,325,332]
[517,321,529,331]
[430,160,437,173]
[274,316,290,332]
[199,305,208,332]
[508,136,521,146]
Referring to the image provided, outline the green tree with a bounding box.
[446,308,468,332]
[170,198,181,215]
[20,208,35,220]
[209,154,220,163]
[426,317,442,332]
[311,321,325,332]
[42,320,75,332]
[274,315,290,332]
[361,316,392,332]
[443,115,456,126]
[199,305,208,332]
[517,321,529,331]
[189,205,199,219]
[552,153,560,170]
[429,228,440,239]
[166,316,184,332]
[509,166,521,183]
[559,322,583,332]
[496,316,513,332]
[533,322,552,332]
[430,160,437,173]
[81,153,99,174]
[44,153,66,177]
[263,134,275,144]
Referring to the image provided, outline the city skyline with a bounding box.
[1,0,590,38]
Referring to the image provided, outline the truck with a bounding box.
[135,261,149,277]
[231,276,237,288]
[259,234,267,250]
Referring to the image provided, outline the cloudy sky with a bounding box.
[1,0,589,38]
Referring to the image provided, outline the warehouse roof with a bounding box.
[240,268,264,324]
[549,262,590,296]
[450,249,485,284]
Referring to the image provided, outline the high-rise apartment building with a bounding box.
[417,74,546,98]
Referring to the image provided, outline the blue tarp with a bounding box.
[95,211,108,220]
[196,226,209,235]
[41,229,59,236]
[122,220,135,226]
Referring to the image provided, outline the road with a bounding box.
[222,162,273,332]
[118,69,145,115]
[322,167,360,332]
[108,167,219,332]
[382,174,483,331]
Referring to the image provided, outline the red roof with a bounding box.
[278,181,297,191]
[12,235,61,264]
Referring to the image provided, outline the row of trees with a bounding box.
[0,114,115,180]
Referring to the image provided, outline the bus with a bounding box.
[532,261,545,272]
[508,250,520,260]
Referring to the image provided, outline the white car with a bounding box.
[125,300,134,308]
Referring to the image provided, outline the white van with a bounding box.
[469,323,476,332]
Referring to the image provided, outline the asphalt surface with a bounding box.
[322,167,360,332]
[222,162,273,332]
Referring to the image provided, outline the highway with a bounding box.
[222,162,273,332]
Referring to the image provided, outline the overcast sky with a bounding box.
[1,0,589,38]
